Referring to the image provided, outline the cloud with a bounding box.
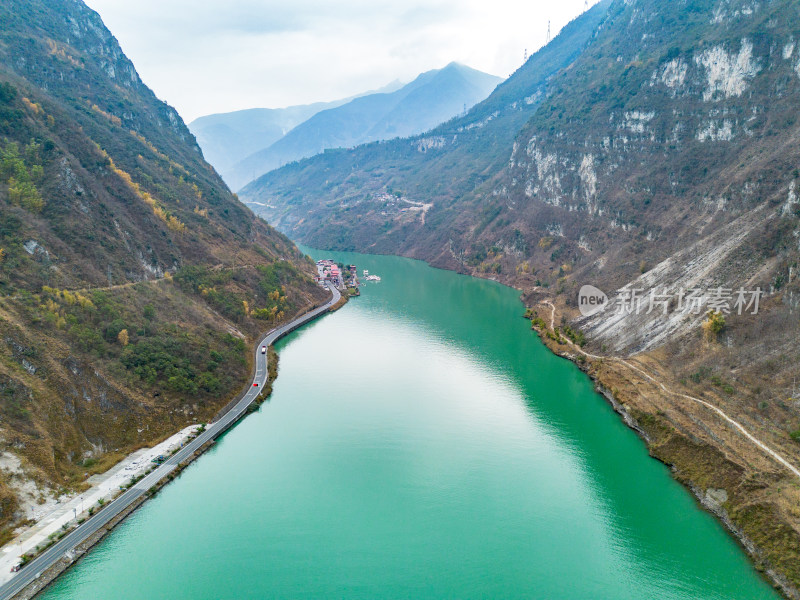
[84,0,598,122]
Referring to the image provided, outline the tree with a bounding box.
[7,177,43,212]
[104,319,126,342]
[143,304,155,321]
[2,141,44,213]
[117,329,129,347]
[701,310,725,342]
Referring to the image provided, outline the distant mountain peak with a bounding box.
[195,63,502,190]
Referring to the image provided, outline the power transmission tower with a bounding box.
[524,48,528,62]
[585,0,589,12]
[546,20,551,44]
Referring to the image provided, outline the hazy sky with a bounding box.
[84,0,599,122]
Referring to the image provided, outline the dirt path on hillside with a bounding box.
[539,300,800,480]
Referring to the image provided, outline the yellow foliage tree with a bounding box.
[22,97,43,115]
[76,293,95,310]
[701,310,726,342]
[117,329,129,347]
[166,215,185,233]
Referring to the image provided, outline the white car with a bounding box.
[261,346,266,354]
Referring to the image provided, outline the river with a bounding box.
[41,250,779,599]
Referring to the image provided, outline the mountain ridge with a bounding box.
[241,1,612,247]
[0,0,325,541]
[225,62,502,190]
[189,101,350,178]
[187,78,408,181]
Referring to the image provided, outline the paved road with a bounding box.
[0,283,341,600]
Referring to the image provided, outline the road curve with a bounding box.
[0,283,341,600]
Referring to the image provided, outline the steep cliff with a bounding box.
[0,0,325,540]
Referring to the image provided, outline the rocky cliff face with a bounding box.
[0,0,325,541]
[5,0,193,149]
[504,1,797,266]
[495,0,800,346]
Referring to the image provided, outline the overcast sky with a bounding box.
[84,0,599,123]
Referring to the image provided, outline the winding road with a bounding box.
[0,283,341,600]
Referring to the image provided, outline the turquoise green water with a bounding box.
[42,250,779,599]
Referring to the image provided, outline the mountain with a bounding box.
[241,2,611,250]
[187,79,407,185]
[0,0,325,540]
[188,101,350,180]
[226,63,502,190]
[242,0,800,593]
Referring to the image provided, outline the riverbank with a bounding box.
[9,336,291,600]
[8,433,219,600]
[0,284,341,600]
[0,425,199,586]
[526,301,800,600]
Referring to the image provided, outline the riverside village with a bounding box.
[314,259,381,295]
